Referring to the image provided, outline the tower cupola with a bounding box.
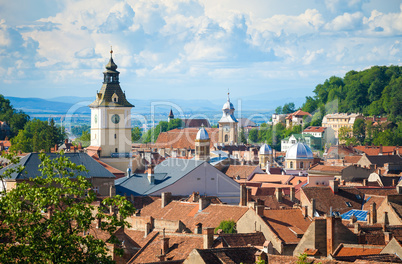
[103,48,119,84]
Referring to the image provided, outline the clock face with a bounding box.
[111,114,120,124]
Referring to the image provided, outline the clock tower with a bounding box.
[88,49,134,159]
[218,92,238,145]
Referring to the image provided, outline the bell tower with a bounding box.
[218,92,238,145]
[88,48,134,159]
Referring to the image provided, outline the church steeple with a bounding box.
[89,49,134,108]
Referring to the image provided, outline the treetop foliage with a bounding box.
[0,151,135,263]
[0,95,29,139]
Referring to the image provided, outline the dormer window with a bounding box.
[112,93,118,103]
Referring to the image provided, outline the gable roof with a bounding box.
[332,244,384,257]
[213,232,266,248]
[343,155,362,164]
[308,165,346,174]
[224,165,262,181]
[115,158,205,196]
[129,232,203,263]
[303,126,327,133]
[139,200,249,231]
[354,146,400,156]
[182,118,211,128]
[0,152,116,180]
[359,154,402,167]
[260,208,312,243]
[155,128,218,149]
[190,247,259,264]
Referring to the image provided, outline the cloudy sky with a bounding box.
[1,0,401,102]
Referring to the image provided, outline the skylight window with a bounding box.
[345,202,352,207]
[355,194,362,200]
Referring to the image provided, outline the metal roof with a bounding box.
[341,209,368,221]
[0,152,116,180]
[115,158,206,196]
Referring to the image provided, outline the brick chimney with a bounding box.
[256,205,264,216]
[275,188,283,202]
[161,229,170,255]
[326,216,335,255]
[247,188,252,203]
[309,198,316,218]
[144,222,152,237]
[350,214,357,224]
[96,217,101,229]
[161,192,172,208]
[384,232,392,244]
[199,197,209,211]
[290,187,295,202]
[329,180,338,193]
[239,184,247,206]
[147,164,154,184]
[370,202,377,224]
[379,144,383,155]
[203,227,214,249]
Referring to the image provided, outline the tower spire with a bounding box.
[110,46,113,58]
[227,88,230,102]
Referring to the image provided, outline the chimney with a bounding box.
[161,229,170,255]
[239,185,247,206]
[392,179,396,187]
[327,216,335,255]
[199,197,209,211]
[144,222,151,237]
[363,179,367,186]
[194,223,202,234]
[256,205,264,216]
[275,188,283,203]
[147,164,154,184]
[350,214,357,224]
[329,180,338,193]
[384,211,389,226]
[203,227,214,249]
[397,184,402,194]
[309,198,316,218]
[379,144,383,155]
[161,192,172,208]
[247,188,252,203]
[290,187,295,202]
[303,206,308,217]
[384,232,391,244]
[354,222,360,234]
[370,202,377,224]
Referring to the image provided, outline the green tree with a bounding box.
[214,220,236,234]
[71,125,90,137]
[0,95,30,138]
[275,106,283,114]
[248,129,258,143]
[131,127,142,142]
[73,130,91,148]
[168,118,183,131]
[282,102,295,114]
[0,151,136,263]
[353,118,366,145]
[239,128,247,144]
[10,119,66,152]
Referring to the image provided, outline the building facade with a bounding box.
[322,113,362,140]
[218,93,238,145]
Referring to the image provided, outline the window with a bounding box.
[114,134,116,139]
[290,161,293,168]
[197,178,201,181]
[345,202,352,207]
[211,178,215,181]
[93,186,99,194]
[115,148,118,153]
[114,97,117,102]
[300,162,303,168]
[224,134,229,142]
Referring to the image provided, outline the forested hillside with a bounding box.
[301,65,402,122]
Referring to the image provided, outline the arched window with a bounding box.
[290,161,293,168]
[224,134,229,142]
[300,162,303,168]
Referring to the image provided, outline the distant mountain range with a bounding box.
[6,93,306,116]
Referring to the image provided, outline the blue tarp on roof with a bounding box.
[341,209,368,221]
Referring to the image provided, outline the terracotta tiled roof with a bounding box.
[139,200,249,231]
[213,232,266,248]
[261,208,312,243]
[354,146,400,156]
[0,140,11,148]
[129,233,203,263]
[333,244,384,257]
[252,195,295,209]
[344,155,362,164]
[303,126,326,133]
[155,128,219,149]
[362,196,386,211]
[94,158,126,179]
[308,165,346,173]
[224,165,261,180]
[249,174,292,184]
[301,187,363,215]
[192,247,259,264]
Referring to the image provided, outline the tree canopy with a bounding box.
[0,151,135,263]
[0,95,29,139]
[214,220,236,234]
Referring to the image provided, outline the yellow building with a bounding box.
[322,113,362,140]
[218,93,238,145]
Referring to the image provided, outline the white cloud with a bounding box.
[325,12,364,31]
